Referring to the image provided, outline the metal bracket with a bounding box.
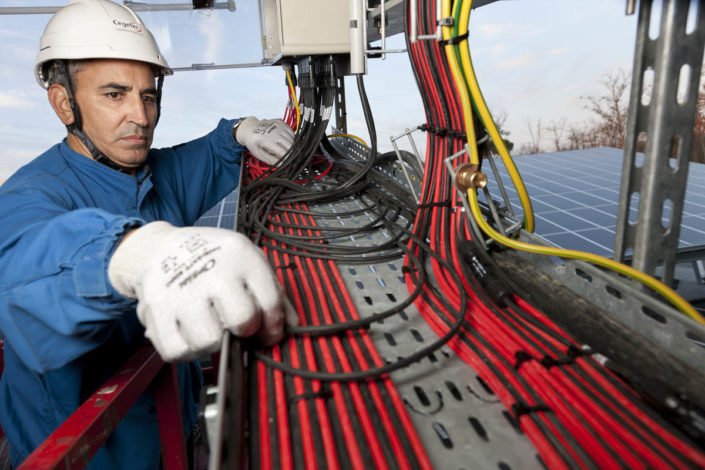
[334,75,348,133]
[408,0,502,43]
[695,260,705,284]
[363,0,407,59]
[389,126,426,202]
[0,1,236,14]
[204,334,246,470]
[614,0,705,285]
[626,0,638,15]
[443,146,490,251]
[445,146,524,251]
[409,0,443,42]
[484,155,516,220]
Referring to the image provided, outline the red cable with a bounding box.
[292,203,431,468]
[257,359,273,470]
[249,15,705,468]
[268,223,323,468]
[514,297,705,467]
[276,214,344,470]
[280,209,380,469]
[548,367,671,468]
[272,346,294,470]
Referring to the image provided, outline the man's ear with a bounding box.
[47,84,75,126]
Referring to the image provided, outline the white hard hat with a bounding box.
[35,0,172,88]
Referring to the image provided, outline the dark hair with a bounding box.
[44,60,84,86]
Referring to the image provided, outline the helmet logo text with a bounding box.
[112,19,142,33]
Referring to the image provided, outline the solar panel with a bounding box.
[193,189,239,229]
[484,147,705,258]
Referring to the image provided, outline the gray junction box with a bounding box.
[261,0,351,61]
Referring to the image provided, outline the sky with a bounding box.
[0,0,642,182]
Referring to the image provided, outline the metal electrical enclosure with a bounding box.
[260,0,351,60]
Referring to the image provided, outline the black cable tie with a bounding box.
[420,124,442,136]
[288,385,333,406]
[511,401,551,418]
[538,355,559,368]
[417,199,452,209]
[274,263,297,270]
[419,124,466,141]
[566,345,592,358]
[540,353,577,369]
[447,130,468,141]
[401,265,417,274]
[438,32,469,47]
[419,124,437,134]
[513,350,535,370]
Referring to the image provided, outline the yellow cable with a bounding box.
[442,0,701,323]
[327,133,369,148]
[455,0,535,232]
[440,0,480,166]
[286,69,300,132]
[465,188,704,324]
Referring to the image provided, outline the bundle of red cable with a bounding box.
[404,1,705,468]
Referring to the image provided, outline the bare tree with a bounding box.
[501,67,705,158]
[566,125,582,150]
[486,111,515,155]
[694,65,705,136]
[581,69,630,148]
[521,117,543,155]
[546,118,567,151]
[566,124,589,150]
[693,67,705,163]
[493,110,509,131]
[696,90,705,136]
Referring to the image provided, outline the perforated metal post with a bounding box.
[614,0,705,285]
[335,75,348,133]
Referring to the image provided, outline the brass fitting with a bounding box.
[455,164,487,192]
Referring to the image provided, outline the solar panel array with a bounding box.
[194,189,238,229]
[484,147,705,257]
[197,149,705,257]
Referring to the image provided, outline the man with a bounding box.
[0,0,295,468]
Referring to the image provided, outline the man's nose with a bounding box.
[128,94,150,127]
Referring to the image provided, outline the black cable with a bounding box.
[255,223,468,381]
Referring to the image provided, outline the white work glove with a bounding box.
[234,117,295,166]
[108,221,297,362]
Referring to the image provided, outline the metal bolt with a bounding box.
[455,164,487,192]
[665,396,679,409]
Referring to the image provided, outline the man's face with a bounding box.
[72,59,158,168]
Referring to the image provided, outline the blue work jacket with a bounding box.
[0,118,244,469]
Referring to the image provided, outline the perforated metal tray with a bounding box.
[308,194,543,470]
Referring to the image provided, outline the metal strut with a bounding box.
[615,0,705,285]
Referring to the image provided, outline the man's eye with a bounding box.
[142,95,157,104]
[106,92,122,100]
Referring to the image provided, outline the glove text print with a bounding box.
[253,122,278,136]
[161,234,223,288]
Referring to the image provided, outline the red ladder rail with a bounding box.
[17,343,187,470]
[0,340,4,440]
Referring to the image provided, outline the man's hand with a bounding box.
[108,222,297,361]
[234,117,295,166]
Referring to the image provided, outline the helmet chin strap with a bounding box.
[51,60,163,175]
